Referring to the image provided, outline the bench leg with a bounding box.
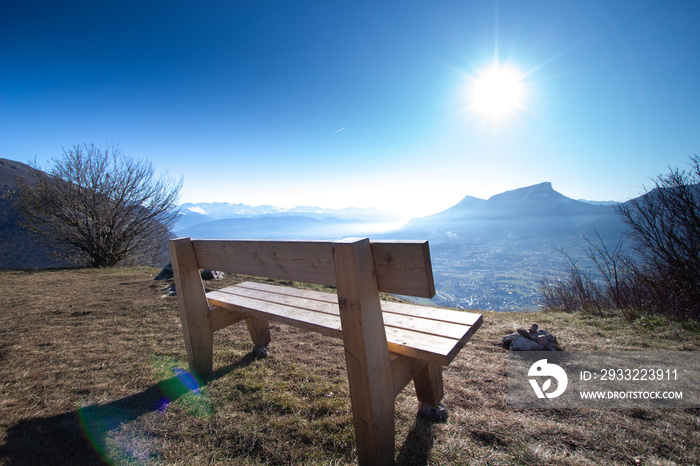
[344,352,396,465]
[169,238,214,376]
[245,316,271,356]
[334,239,396,465]
[413,362,448,422]
[413,362,444,406]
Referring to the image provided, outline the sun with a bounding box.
[472,66,523,118]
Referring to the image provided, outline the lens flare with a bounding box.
[77,366,209,464]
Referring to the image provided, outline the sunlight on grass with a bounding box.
[3,269,700,464]
[75,355,213,464]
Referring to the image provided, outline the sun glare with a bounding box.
[472,66,523,118]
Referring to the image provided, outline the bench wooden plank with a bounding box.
[206,283,481,365]
[390,354,428,398]
[207,290,462,365]
[169,237,215,375]
[206,290,343,338]
[192,240,337,287]
[210,306,246,331]
[332,238,396,466]
[189,239,436,297]
[238,281,482,327]
[383,327,463,365]
[381,301,482,327]
[218,284,473,342]
[414,362,444,407]
[370,241,435,298]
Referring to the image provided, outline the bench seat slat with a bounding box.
[206,282,483,365]
[207,290,343,338]
[217,285,472,341]
[238,281,482,327]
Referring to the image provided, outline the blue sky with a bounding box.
[1,0,698,218]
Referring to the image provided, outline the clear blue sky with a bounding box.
[1,0,698,218]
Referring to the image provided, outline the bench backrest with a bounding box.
[175,237,435,298]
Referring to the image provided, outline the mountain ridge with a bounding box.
[175,201,402,231]
[0,159,630,311]
[397,181,620,241]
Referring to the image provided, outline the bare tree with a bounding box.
[540,156,700,321]
[539,232,645,318]
[11,143,182,267]
[583,232,633,311]
[538,249,604,315]
[616,155,700,319]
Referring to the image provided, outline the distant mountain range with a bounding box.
[176,182,624,243]
[396,182,624,243]
[174,202,405,239]
[0,157,635,310]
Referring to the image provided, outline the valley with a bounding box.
[175,183,626,312]
[0,158,627,311]
[426,238,579,311]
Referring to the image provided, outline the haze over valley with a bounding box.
[0,157,686,311]
[172,181,627,311]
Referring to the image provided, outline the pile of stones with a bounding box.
[154,262,224,297]
[501,324,562,351]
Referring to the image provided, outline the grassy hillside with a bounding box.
[1,268,699,465]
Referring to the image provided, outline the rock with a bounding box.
[154,262,173,280]
[200,270,224,280]
[501,324,562,351]
[418,402,448,423]
[154,262,224,281]
[161,283,176,297]
[509,335,546,351]
[501,333,517,349]
[252,345,269,358]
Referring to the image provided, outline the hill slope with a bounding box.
[0,158,73,269]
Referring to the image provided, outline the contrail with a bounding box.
[333,128,345,134]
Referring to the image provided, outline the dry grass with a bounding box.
[1,268,699,465]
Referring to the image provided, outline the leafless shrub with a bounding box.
[616,155,700,320]
[541,155,700,321]
[10,143,182,267]
[539,249,606,316]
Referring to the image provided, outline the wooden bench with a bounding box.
[169,237,482,465]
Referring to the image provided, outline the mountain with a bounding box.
[175,214,403,240]
[388,182,628,311]
[0,163,634,312]
[174,202,405,239]
[176,202,399,227]
[0,158,73,269]
[402,195,486,231]
[176,202,286,230]
[398,182,621,241]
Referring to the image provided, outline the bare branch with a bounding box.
[10,143,182,267]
